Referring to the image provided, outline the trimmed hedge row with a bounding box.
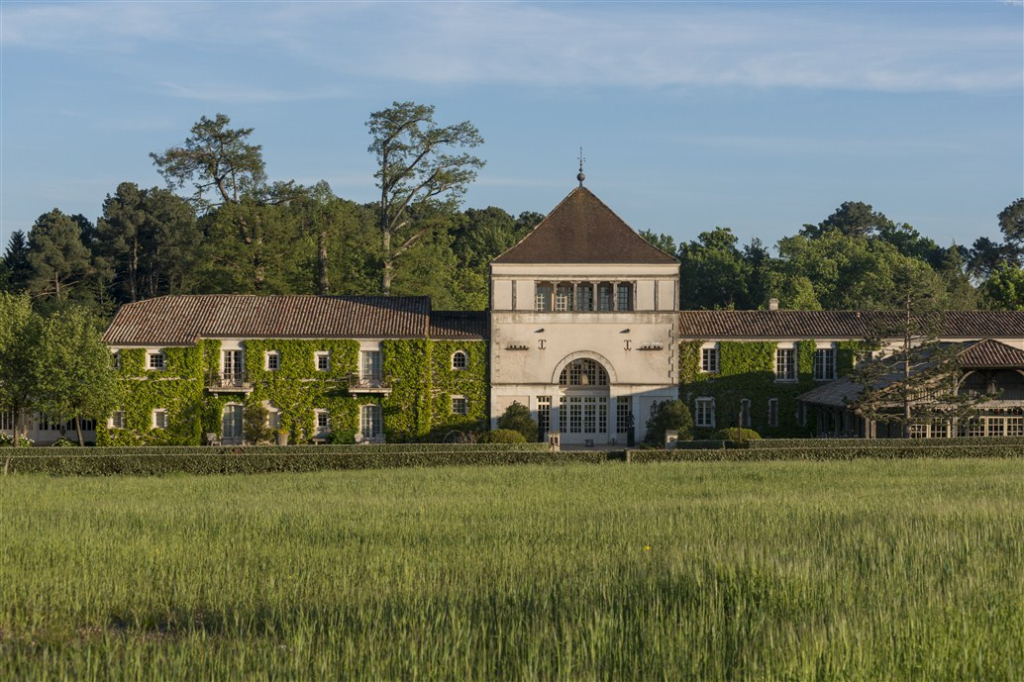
[1,450,606,476]
[0,442,550,458]
[746,437,1024,449]
[627,444,1024,463]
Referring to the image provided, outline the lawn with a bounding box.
[1,459,1022,681]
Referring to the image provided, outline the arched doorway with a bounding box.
[557,358,612,445]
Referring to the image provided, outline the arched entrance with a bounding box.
[556,358,612,445]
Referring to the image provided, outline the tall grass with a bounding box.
[2,460,1022,680]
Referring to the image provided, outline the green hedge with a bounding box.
[627,444,1024,463]
[746,437,1024,449]
[0,443,549,458]
[1,449,604,476]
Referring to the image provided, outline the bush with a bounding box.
[50,438,78,447]
[644,400,693,445]
[497,402,538,442]
[478,429,527,444]
[711,428,761,442]
[243,402,271,445]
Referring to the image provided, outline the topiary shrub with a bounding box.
[711,427,761,442]
[478,429,527,444]
[497,401,538,442]
[644,400,694,445]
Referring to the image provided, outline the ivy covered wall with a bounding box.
[99,337,489,445]
[678,340,866,438]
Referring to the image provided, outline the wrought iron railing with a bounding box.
[205,371,251,389]
[347,373,390,391]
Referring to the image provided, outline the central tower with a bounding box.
[488,184,680,445]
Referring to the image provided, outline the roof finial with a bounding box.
[577,147,585,187]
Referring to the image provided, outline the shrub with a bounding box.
[497,402,538,442]
[243,402,271,445]
[711,428,761,442]
[51,438,78,447]
[644,400,693,445]
[478,429,527,444]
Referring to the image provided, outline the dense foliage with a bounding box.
[496,401,539,442]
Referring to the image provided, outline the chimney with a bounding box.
[768,298,779,311]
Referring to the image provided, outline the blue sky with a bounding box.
[2,1,1021,255]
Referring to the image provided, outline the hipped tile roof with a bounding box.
[104,295,436,345]
[679,310,1024,339]
[491,187,678,265]
[956,338,1024,368]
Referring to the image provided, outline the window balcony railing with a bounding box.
[205,371,253,392]
[348,373,391,394]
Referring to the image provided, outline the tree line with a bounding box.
[2,102,1022,318]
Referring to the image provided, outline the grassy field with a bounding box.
[2,460,1022,681]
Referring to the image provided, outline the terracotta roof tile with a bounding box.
[492,186,678,265]
[957,338,1024,368]
[104,295,431,345]
[428,311,489,340]
[679,310,1024,339]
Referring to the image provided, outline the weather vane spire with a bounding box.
[577,147,586,187]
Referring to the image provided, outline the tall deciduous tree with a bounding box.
[26,209,93,303]
[33,307,119,446]
[367,101,484,294]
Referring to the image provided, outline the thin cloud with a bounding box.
[2,2,1020,93]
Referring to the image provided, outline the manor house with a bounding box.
[8,182,1024,446]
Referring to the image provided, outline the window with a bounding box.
[361,351,381,380]
[740,399,751,428]
[577,283,594,311]
[314,410,331,436]
[597,282,613,311]
[452,397,468,416]
[110,411,126,430]
[537,396,551,437]
[152,409,168,430]
[701,347,719,373]
[616,397,631,434]
[535,282,553,312]
[768,399,779,428]
[695,398,715,429]
[559,359,609,386]
[558,396,567,433]
[1,410,16,431]
[316,352,330,372]
[813,348,836,381]
[266,406,281,430]
[266,351,280,371]
[361,405,382,439]
[1007,417,1024,437]
[775,348,796,381]
[111,351,121,370]
[616,283,633,311]
[451,351,467,370]
[148,352,166,371]
[555,283,573,312]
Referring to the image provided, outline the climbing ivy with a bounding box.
[429,341,489,438]
[679,339,859,438]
